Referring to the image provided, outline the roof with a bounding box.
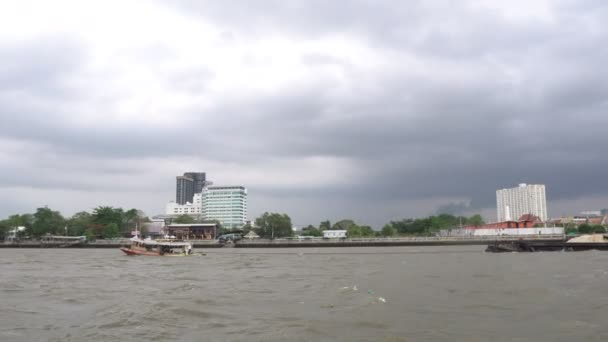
[207,186,246,190]
[244,230,260,238]
[518,214,540,222]
[167,223,218,228]
[132,237,192,247]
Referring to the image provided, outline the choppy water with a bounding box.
[1,246,607,341]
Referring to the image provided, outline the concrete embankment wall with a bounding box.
[0,241,223,249]
[235,240,492,248]
[1,237,567,249]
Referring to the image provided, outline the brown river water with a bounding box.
[1,247,607,341]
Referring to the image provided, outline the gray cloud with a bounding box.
[1,1,608,227]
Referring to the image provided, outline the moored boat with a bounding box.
[120,237,193,256]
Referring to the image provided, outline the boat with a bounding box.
[565,234,608,251]
[120,236,194,256]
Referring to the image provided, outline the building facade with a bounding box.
[202,186,247,229]
[176,172,207,204]
[166,193,203,216]
[183,172,207,193]
[176,175,194,205]
[496,183,547,222]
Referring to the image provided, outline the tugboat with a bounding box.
[120,236,193,256]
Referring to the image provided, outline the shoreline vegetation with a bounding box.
[1,206,605,242]
[0,206,487,241]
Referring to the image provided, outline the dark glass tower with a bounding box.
[176,172,207,204]
[183,172,206,193]
[176,176,194,205]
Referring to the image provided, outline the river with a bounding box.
[1,247,607,341]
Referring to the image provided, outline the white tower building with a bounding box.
[496,183,547,222]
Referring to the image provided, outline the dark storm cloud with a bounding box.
[2,0,608,222]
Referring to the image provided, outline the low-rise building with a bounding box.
[165,193,203,216]
[4,226,26,241]
[166,223,218,240]
[323,230,347,238]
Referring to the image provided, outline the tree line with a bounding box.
[0,206,149,240]
[3,208,606,241]
[248,212,487,239]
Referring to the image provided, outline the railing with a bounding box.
[239,235,567,244]
[2,235,567,247]
[87,238,133,245]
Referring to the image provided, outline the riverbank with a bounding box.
[1,236,568,249]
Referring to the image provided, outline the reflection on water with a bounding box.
[1,247,607,341]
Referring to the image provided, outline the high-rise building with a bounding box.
[183,172,206,193]
[496,183,547,222]
[202,186,247,229]
[175,172,207,204]
[176,176,194,205]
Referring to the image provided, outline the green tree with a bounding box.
[241,221,253,233]
[0,219,9,239]
[67,211,93,236]
[577,223,594,234]
[347,225,362,237]
[430,214,459,232]
[101,223,120,239]
[174,214,195,224]
[92,206,124,227]
[591,225,606,233]
[359,225,375,237]
[31,207,66,237]
[7,214,34,236]
[319,220,331,231]
[255,212,293,239]
[381,224,396,237]
[301,225,322,237]
[123,208,140,234]
[466,214,485,226]
[84,228,96,241]
[333,219,357,231]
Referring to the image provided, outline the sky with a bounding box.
[1,0,608,228]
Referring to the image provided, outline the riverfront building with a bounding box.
[496,183,547,222]
[165,184,248,229]
[183,172,207,193]
[176,175,194,205]
[166,192,203,216]
[175,172,207,204]
[202,186,248,229]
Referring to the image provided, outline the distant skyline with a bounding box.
[1,1,608,228]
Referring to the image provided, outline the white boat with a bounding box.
[120,236,193,256]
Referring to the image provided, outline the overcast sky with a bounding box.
[1,0,607,227]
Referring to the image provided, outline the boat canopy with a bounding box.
[130,237,192,247]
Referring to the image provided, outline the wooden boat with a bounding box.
[120,237,193,256]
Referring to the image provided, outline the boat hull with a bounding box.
[120,247,188,256]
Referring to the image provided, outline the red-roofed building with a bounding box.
[463,214,541,230]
